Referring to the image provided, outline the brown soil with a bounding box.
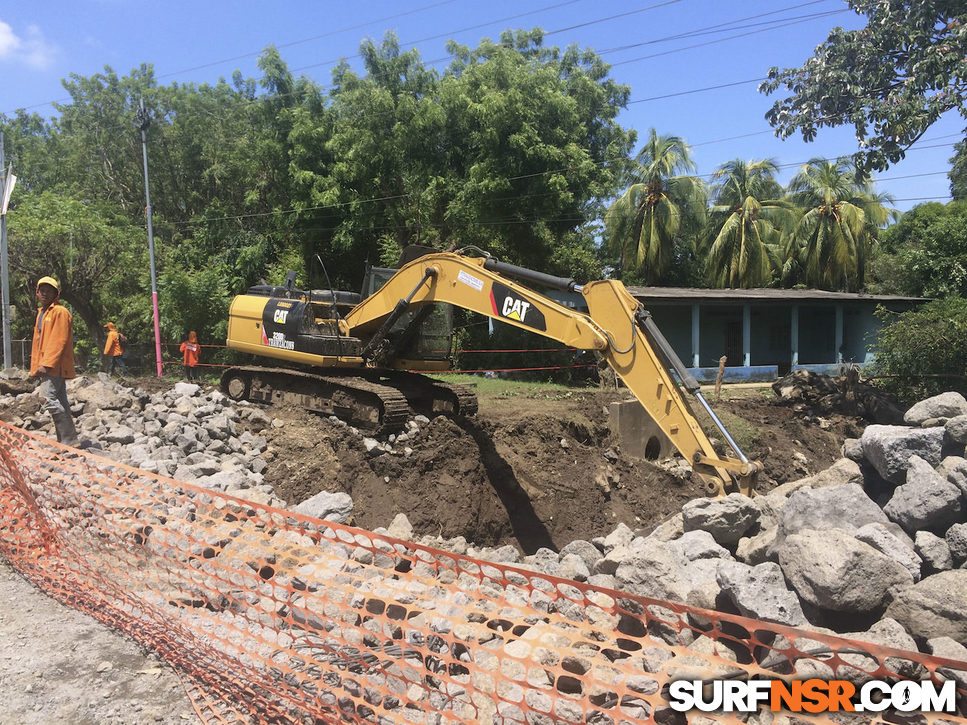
[13,373,861,555]
[254,385,861,554]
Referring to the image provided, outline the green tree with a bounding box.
[867,297,967,404]
[759,1,967,174]
[783,158,895,291]
[704,159,789,288]
[604,129,705,284]
[872,200,967,297]
[288,30,634,287]
[951,138,967,201]
[5,191,145,350]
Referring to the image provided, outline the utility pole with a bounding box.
[136,98,163,376]
[0,133,17,371]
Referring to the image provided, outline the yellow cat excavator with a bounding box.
[223,247,761,496]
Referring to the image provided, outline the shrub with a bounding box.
[867,297,967,405]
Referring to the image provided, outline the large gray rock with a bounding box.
[735,527,778,565]
[946,415,967,445]
[715,560,808,626]
[679,558,729,611]
[681,494,759,546]
[915,531,953,573]
[883,455,964,534]
[860,425,946,484]
[946,523,967,566]
[613,540,690,602]
[778,528,913,613]
[855,523,922,582]
[842,437,864,462]
[172,382,201,398]
[904,392,967,426]
[559,540,603,572]
[927,637,967,689]
[666,530,731,562]
[794,458,863,489]
[886,570,967,643]
[772,483,896,553]
[71,380,135,411]
[945,458,967,499]
[601,523,635,554]
[292,490,354,523]
[839,618,926,683]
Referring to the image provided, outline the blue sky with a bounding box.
[0,0,962,212]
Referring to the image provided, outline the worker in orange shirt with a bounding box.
[179,331,200,381]
[30,276,80,446]
[103,321,127,375]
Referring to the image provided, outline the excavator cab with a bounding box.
[360,261,454,366]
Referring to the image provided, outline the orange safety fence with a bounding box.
[1,418,966,725]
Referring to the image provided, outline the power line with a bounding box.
[599,1,836,55]
[5,0,835,119]
[629,77,765,104]
[6,0,464,114]
[610,8,848,67]
[289,0,595,73]
[155,0,461,80]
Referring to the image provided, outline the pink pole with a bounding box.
[152,292,162,377]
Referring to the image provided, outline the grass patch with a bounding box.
[426,373,581,399]
[706,407,762,452]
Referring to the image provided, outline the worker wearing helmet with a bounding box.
[30,276,80,446]
[103,321,127,375]
[179,331,200,381]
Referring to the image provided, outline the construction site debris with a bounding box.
[772,368,905,424]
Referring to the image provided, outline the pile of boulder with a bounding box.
[772,368,905,424]
[408,390,967,663]
[0,372,430,517]
[3,370,966,664]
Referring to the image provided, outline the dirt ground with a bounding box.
[0,559,197,724]
[256,383,858,553]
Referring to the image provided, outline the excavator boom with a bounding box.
[343,252,760,495]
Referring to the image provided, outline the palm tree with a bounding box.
[784,158,897,291]
[704,158,791,288]
[604,129,705,284]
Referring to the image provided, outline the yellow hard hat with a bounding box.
[36,276,60,293]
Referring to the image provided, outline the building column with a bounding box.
[835,304,843,363]
[791,305,799,367]
[742,304,751,367]
[691,303,700,368]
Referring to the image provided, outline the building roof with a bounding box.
[624,286,926,303]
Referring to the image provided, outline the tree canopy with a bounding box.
[603,129,705,285]
[783,158,895,291]
[704,159,788,288]
[1,31,634,353]
[759,1,967,174]
[872,200,967,298]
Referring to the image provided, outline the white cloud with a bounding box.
[0,20,57,69]
[0,21,21,58]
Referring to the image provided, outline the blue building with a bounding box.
[623,286,926,383]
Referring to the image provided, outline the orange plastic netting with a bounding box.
[0,419,965,724]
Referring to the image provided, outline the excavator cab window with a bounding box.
[362,265,454,362]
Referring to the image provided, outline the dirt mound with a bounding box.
[773,369,904,424]
[256,387,855,553]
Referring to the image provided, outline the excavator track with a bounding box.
[220,367,411,433]
[384,372,478,419]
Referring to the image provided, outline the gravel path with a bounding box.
[0,559,199,725]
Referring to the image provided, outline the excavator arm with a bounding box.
[344,252,760,496]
